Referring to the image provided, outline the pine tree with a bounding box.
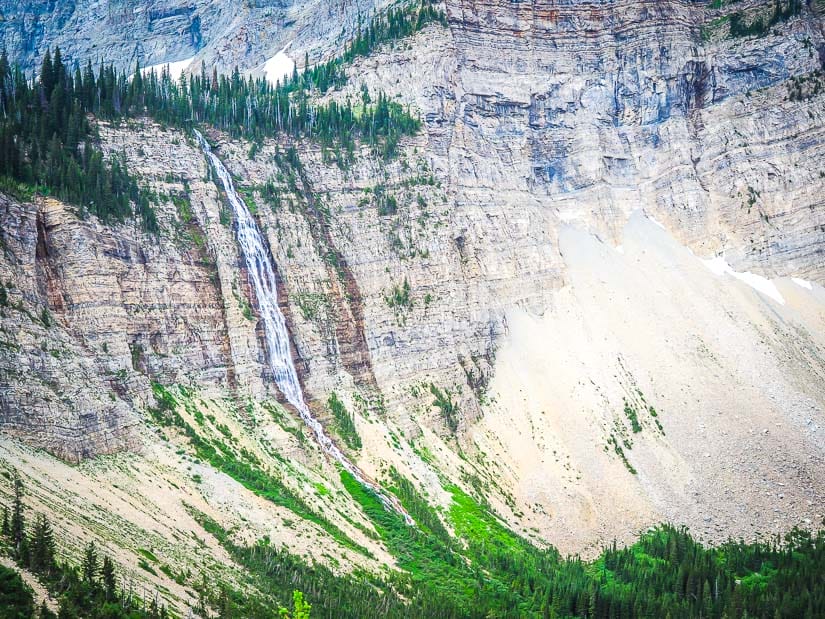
[101,555,117,602]
[10,473,25,561]
[40,49,54,99]
[81,541,99,590]
[29,513,56,575]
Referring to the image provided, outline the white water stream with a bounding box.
[194,130,412,524]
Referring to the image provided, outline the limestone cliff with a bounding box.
[0,0,824,613]
[0,0,392,74]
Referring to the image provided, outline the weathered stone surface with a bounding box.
[0,0,823,568]
[0,124,252,460]
[0,0,393,75]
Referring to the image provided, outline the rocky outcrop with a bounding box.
[0,124,271,461]
[0,194,142,461]
[0,0,395,76]
[0,0,218,72]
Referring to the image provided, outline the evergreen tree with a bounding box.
[101,555,117,602]
[28,513,56,575]
[0,564,35,619]
[9,473,25,561]
[81,541,99,591]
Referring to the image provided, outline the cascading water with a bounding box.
[194,130,412,524]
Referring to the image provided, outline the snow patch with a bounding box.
[701,256,785,305]
[262,43,295,85]
[792,277,813,291]
[646,212,667,230]
[702,256,730,277]
[615,245,625,254]
[142,57,195,82]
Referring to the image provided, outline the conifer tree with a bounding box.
[10,473,25,561]
[81,541,99,591]
[101,555,117,602]
[29,513,56,575]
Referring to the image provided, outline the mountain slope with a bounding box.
[0,0,824,615]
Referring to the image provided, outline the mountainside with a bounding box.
[0,0,392,74]
[0,0,824,616]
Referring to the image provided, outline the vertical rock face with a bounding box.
[0,0,219,72]
[0,0,393,75]
[437,0,825,280]
[0,126,274,461]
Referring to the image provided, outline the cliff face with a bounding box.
[441,0,825,276]
[0,152,235,461]
[0,0,392,74]
[0,0,824,609]
[223,0,825,550]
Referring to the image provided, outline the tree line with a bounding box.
[0,472,314,618]
[0,0,446,231]
[293,0,448,94]
[335,472,825,618]
[0,472,169,618]
[0,49,158,231]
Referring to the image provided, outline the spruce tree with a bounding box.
[10,473,25,561]
[101,555,117,602]
[29,513,55,575]
[81,541,99,591]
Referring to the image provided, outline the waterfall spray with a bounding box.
[195,129,412,524]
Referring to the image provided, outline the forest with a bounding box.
[0,49,157,231]
[0,467,822,618]
[0,0,444,231]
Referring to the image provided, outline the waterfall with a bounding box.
[194,130,412,524]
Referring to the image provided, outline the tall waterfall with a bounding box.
[194,130,412,524]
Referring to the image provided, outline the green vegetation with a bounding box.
[429,383,458,432]
[0,472,169,617]
[388,470,450,542]
[1,474,316,618]
[282,0,447,97]
[136,63,418,164]
[293,291,329,322]
[384,278,412,310]
[339,470,825,618]
[344,1,448,63]
[0,563,34,619]
[0,1,445,223]
[148,383,367,555]
[3,412,816,618]
[327,392,361,450]
[623,398,642,433]
[729,0,801,38]
[702,0,801,41]
[0,49,158,232]
[787,71,825,102]
[192,509,387,618]
[373,183,398,216]
[136,548,158,563]
[608,433,637,475]
[231,279,254,321]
